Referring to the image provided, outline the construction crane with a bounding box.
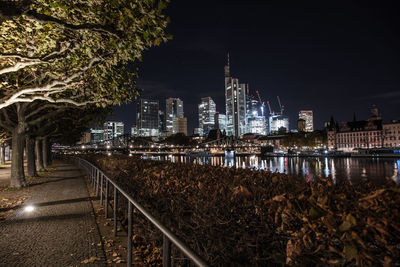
[277,96,284,115]
[266,101,272,115]
[256,90,267,117]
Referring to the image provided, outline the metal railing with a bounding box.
[72,157,209,267]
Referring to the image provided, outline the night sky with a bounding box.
[112,1,400,134]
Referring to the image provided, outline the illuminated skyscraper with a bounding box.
[137,99,159,137]
[103,121,124,140]
[224,54,246,137]
[214,112,227,133]
[198,97,216,136]
[173,117,187,136]
[299,110,314,132]
[166,98,183,135]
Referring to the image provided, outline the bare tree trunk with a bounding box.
[10,126,26,187]
[42,137,49,169]
[46,138,52,166]
[26,135,37,177]
[35,138,44,172]
[0,144,5,165]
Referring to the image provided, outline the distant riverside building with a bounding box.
[103,121,124,141]
[214,112,227,133]
[224,54,246,137]
[173,117,187,136]
[268,114,289,134]
[297,119,306,132]
[383,120,400,148]
[137,99,159,137]
[198,97,216,136]
[327,106,386,151]
[299,110,314,132]
[166,98,183,135]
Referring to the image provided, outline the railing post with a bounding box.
[105,180,109,218]
[114,187,118,237]
[163,235,171,267]
[127,201,133,266]
[100,173,104,205]
[96,169,99,195]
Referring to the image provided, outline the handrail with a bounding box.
[71,156,209,267]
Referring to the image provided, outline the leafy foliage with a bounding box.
[0,0,169,108]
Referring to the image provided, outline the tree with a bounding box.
[0,0,169,187]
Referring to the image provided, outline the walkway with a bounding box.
[0,161,106,266]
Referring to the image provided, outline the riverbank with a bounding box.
[83,154,400,266]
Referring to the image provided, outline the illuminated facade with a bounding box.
[166,98,184,135]
[137,99,159,137]
[224,54,246,137]
[299,110,314,132]
[173,117,188,136]
[268,114,289,134]
[214,112,227,133]
[103,121,124,140]
[198,97,216,136]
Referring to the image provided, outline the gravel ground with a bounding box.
[0,161,106,266]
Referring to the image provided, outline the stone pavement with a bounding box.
[0,161,106,266]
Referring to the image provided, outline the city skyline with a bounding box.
[112,2,400,134]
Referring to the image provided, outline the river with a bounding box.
[152,155,400,184]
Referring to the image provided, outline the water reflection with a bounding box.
[154,155,400,184]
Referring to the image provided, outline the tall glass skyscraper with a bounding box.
[225,54,246,137]
[166,98,183,135]
[198,97,216,136]
[137,99,159,137]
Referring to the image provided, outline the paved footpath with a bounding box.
[0,161,106,266]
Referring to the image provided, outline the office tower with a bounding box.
[298,110,314,132]
[198,97,216,136]
[268,114,289,134]
[89,127,104,143]
[224,54,246,137]
[297,119,306,132]
[103,121,124,140]
[136,99,159,137]
[166,98,184,135]
[173,117,187,136]
[214,112,227,133]
[158,110,166,135]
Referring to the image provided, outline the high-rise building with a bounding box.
[103,121,124,140]
[198,97,216,136]
[90,127,104,143]
[224,54,246,137]
[297,119,306,132]
[268,114,289,134]
[173,117,187,136]
[214,112,227,133]
[166,98,184,135]
[137,99,159,137]
[299,110,314,132]
[158,110,166,135]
